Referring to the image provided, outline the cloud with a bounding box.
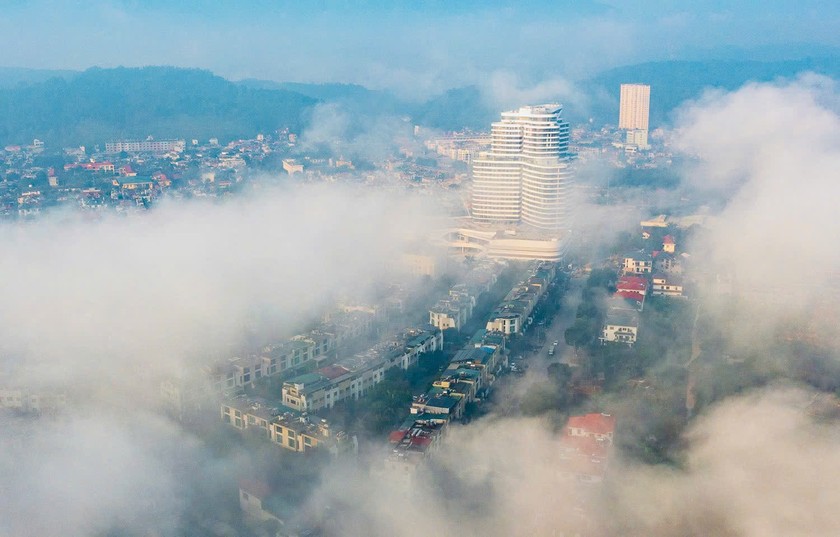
[0,184,436,394]
[0,410,191,536]
[0,182,445,535]
[481,71,594,115]
[299,103,418,163]
[301,385,840,537]
[671,74,840,340]
[607,387,840,537]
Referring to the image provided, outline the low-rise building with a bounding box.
[558,413,616,484]
[623,252,653,274]
[386,417,447,472]
[600,309,639,346]
[429,286,476,332]
[221,398,350,454]
[0,388,66,414]
[654,252,682,273]
[282,327,443,413]
[662,234,676,253]
[282,158,303,175]
[270,411,334,453]
[651,273,685,297]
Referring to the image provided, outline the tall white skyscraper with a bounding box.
[619,83,651,149]
[619,83,650,130]
[470,104,572,231]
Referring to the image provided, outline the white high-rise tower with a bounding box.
[619,83,650,149]
[470,104,572,231]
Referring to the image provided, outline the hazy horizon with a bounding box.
[2,1,840,99]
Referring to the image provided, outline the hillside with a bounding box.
[0,67,317,147]
[584,57,840,126]
[0,67,78,89]
[410,85,495,131]
[3,58,839,148]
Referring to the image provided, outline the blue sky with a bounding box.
[2,1,839,97]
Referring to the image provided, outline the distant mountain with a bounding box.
[410,86,495,131]
[239,79,495,131]
[4,57,839,148]
[0,67,78,89]
[0,66,317,147]
[584,57,840,127]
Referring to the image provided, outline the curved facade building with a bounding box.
[470,104,572,231]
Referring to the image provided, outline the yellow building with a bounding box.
[270,413,332,453]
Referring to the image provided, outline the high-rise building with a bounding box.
[470,104,572,231]
[618,84,650,130]
[618,84,651,150]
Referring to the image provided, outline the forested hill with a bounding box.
[0,67,317,147]
[3,58,839,148]
[582,57,840,126]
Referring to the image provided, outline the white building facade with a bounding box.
[470,105,573,231]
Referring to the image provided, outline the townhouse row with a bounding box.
[220,397,354,455]
[161,310,377,419]
[281,327,443,413]
[386,330,506,471]
[485,262,557,335]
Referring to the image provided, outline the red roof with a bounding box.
[616,276,647,293]
[388,429,408,443]
[566,413,616,436]
[410,436,432,447]
[663,235,675,244]
[318,365,350,380]
[616,290,645,303]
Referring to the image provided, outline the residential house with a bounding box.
[600,309,639,346]
[662,234,676,253]
[623,252,653,274]
[386,417,447,472]
[651,273,685,297]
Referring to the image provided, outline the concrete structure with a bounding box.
[281,328,443,413]
[559,413,616,484]
[470,104,573,231]
[443,226,566,262]
[662,234,676,254]
[0,388,66,414]
[282,158,303,175]
[625,128,649,149]
[566,413,616,444]
[220,398,351,454]
[429,285,476,331]
[640,214,668,228]
[651,273,685,297]
[239,481,286,528]
[619,83,650,149]
[485,262,555,335]
[105,139,185,153]
[600,309,639,346]
[386,417,447,473]
[623,252,653,274]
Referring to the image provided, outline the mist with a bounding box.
[3,2,840,99]
[3,14,840,533]
[671,74,840,353]
[284,75,840,536]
